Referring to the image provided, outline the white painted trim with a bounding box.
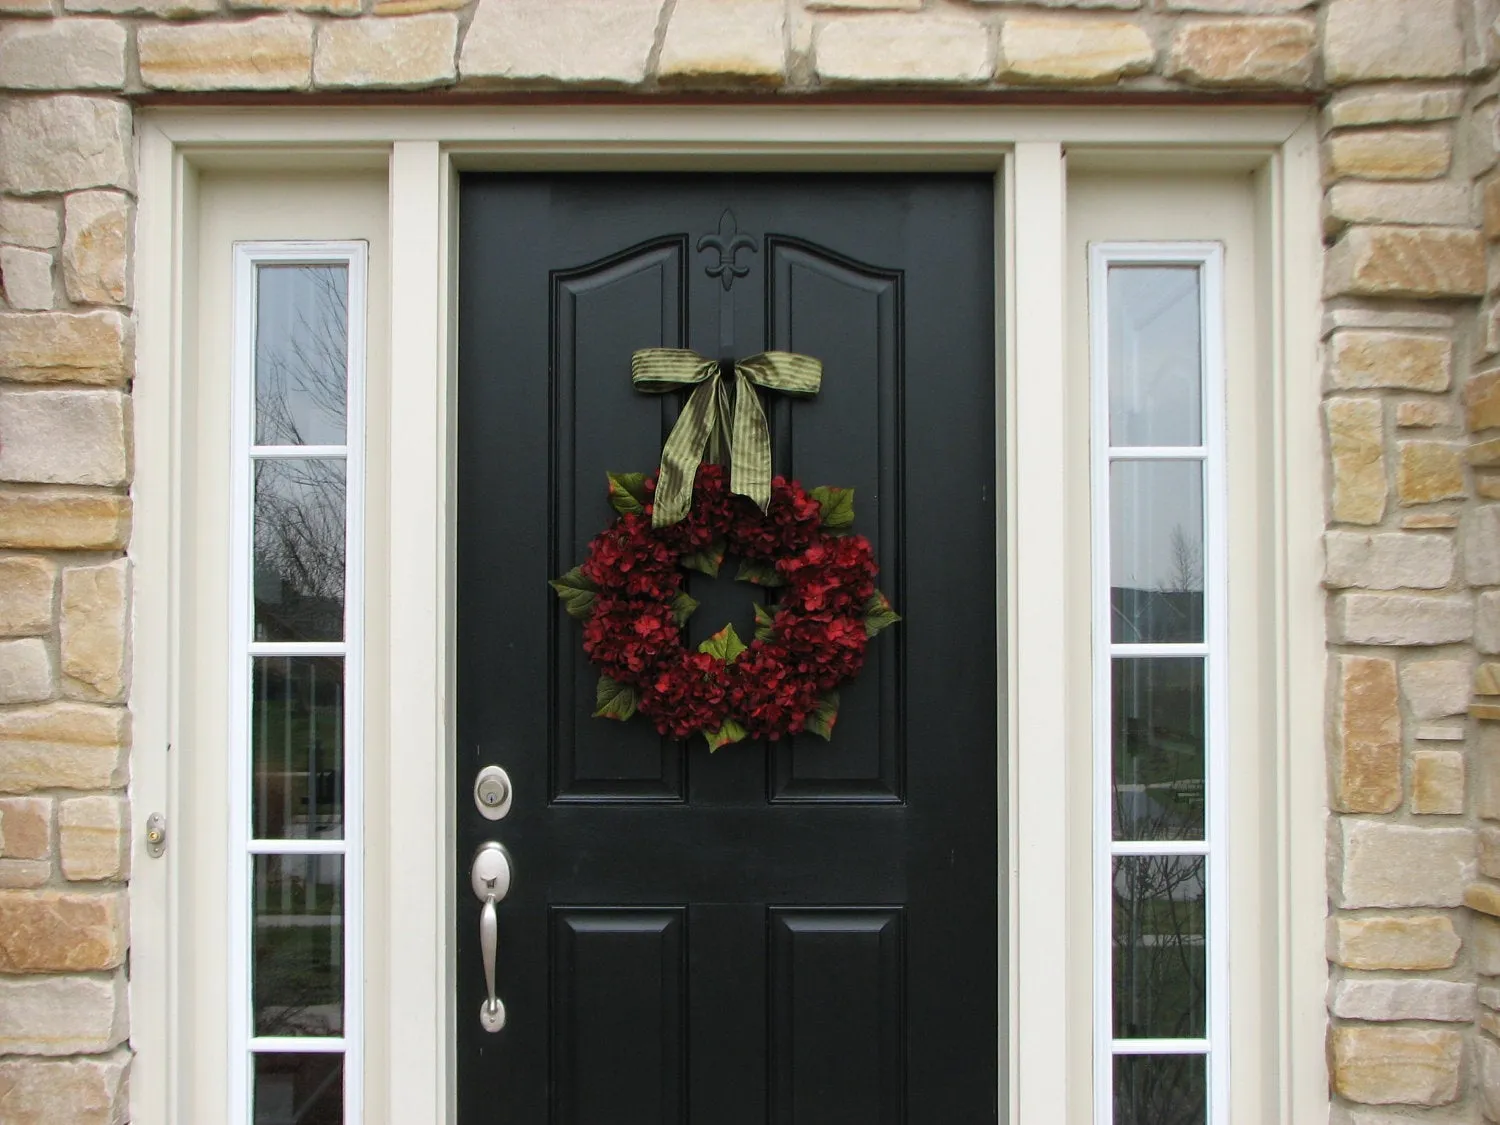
[1087,241,1229,1125]
[128,106,1325,1125]
[228,240,368,1125]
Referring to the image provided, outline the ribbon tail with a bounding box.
[653,377,719,528]
[729,368,772,512]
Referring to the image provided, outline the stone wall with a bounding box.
[1,0,1498,1121]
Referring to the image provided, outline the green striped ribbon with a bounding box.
[631,347,823,528]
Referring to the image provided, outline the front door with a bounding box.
[456,173,1000,1124]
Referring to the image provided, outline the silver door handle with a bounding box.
[471,841,512,1033]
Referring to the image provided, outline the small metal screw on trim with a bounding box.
[145,812,167,858]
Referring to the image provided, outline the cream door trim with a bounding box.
[130,106,1324,1125]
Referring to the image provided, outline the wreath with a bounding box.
[551,462,899,750]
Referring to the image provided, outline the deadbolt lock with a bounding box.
[473,765,513,820]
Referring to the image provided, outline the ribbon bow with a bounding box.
[632,347,823,528]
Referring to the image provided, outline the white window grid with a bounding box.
[1088,241,1229,1125]
[229,240,368,1125]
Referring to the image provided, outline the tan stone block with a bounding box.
[0,491,130,551]
[1327,129,1452,182]
[1478,474,1500,499]
[0,639,52,706]
[0,19,127,90]
[1412,750,1465,814]
[372,0,462,12]
[61,191,128,307]
[0,97,131,195]
[1402,660,1471,720]
[1480,1036,1500,1123]
[60,560,127,703]
[1482,826,1500,876]
[1330,978,1475,1021]
[1401,512,1458,530]
[998,17,1152,85]
[0,199,58,250]
[1163,0,1311,9]
[1396,401,1450,428]
[1165,17,1314,88]
[0,859,49,888]
[0,310,128,385]
[1327,397,1387,525]
[1479,663,1500,695]
[1472,438,1500,467]
[1328,87,1465,129]
[658,0,784,87]
[0,703,127,793]
[1327,913,1460,970]
[0,391,128,487]
[0,246,53,311]
[0,557,55,637]
[1324,0,1464,83]
[1324,531,1454,590]
[460,0,664,86]
[1330,331,1452,392]
[228,0,358,14]
[805,0,922,8]
[0,974,125,1055]
[58,795,125,881]
[1325,227,1486,300]
[1326,182,1470,231]
[1331,819,1474,907]
[314,13,458,88]
[1486,178,1500,241]
[1331,593,1472,646]
[1469,371,1500,432]
[0,796,50,860]
[1479,591,1500,655]
[1331,655,1402,812]
[1398,441,1466,506]
[1328,1026,1462,1106]
[139,15,314,91]
[0,1050,129,1125]
[1477,723,1500,815]
[0,0,52,13]
[0,889,125,970]
[1468,882,1500,918]
[1325,307,1455,334]
[816,12,991,84]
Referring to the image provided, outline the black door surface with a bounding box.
[456,174,1000,1125]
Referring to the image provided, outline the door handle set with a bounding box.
[471,764,514,1033]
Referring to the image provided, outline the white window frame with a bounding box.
[1088,242,1229,1124]
[130,109,1326,1125]
[229,241,369,1125]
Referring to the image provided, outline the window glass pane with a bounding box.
[1113,855,1206,1039]
[254,458,346,642]
[254,1052,343,1125]
[1108,265,1202,448]
[1113,1054,1205,1125]
[254,854,344,1037]
[1110,461,1204,644]
[1113,658,1205,842]
[255,264,349,447]
[253,656,344,841]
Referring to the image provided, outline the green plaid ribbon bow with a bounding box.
[631,347,823,528]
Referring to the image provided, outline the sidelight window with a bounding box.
[230,243,367,1125]
[1089,244,1228,1125]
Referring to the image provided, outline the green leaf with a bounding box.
[705,717,748,752]
[592,675,638,722]
[698,623,747,664]
[735,558,786,587]
[862,590,901,637]
[671,591,699,626]
[810,485,855,530]
[549,566,598,619]
[606,471,649,516]
[753,603,776,642]
[803,690,840,741]
[681,538,726,578]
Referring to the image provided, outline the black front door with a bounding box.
[456,174,1000,1124]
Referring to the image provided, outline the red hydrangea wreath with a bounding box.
[551,463,899,750]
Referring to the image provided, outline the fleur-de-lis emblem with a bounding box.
[698,210,757,291]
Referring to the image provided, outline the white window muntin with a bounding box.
[1089,241,1229,1125]
[229,241,368,1125]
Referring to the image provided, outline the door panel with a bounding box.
[457,173,1000,1124]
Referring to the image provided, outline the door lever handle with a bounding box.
[471,841,512,1033]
